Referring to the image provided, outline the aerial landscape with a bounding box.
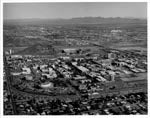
[3,2,147,115]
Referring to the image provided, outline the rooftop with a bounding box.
[120,73,147,82]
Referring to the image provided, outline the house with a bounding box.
[77,66,89,73]
[22,67,31,74]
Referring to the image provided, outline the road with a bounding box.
[4,55,17,114]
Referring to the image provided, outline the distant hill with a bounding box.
[15,43,56,55]
[4,17,147,25]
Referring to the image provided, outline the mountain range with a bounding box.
[4,17,147,25]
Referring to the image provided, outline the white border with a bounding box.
[0,0,149,118]
[0,0,149,2]
[0,0,3,117]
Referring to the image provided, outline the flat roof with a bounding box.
[120,73,147,82]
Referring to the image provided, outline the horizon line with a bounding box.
[4,16,147,21]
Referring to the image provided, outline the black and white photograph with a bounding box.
[2,0,148,116]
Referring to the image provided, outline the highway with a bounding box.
[4,56,17,114]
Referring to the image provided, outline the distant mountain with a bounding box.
[15,43,56,55]
[4,17,147,25]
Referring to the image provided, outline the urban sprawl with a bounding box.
[4,22,147,115]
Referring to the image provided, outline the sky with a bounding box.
[3,2,147,19]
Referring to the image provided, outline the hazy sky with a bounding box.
[3,2,147,19]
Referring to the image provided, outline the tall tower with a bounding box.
[9,49,12,55]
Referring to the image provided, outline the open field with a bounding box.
[4,47,28,53]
